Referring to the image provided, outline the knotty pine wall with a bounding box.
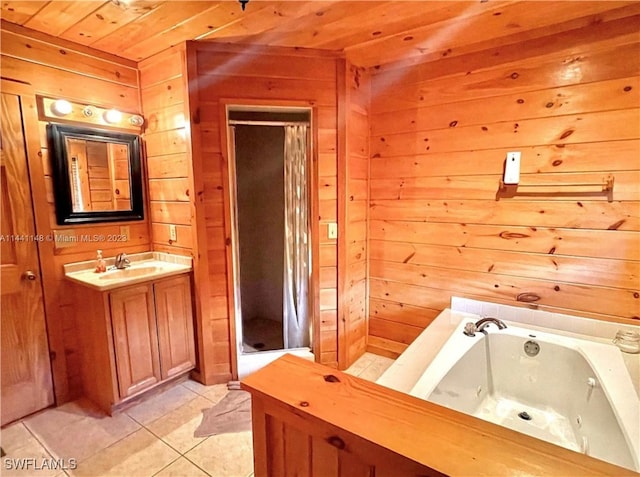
[1,21,148,402]
[186,43,341,372]
[139,44,222,385]
[368,14,640,355]
[139,45,193,254]
[338,62,370,367]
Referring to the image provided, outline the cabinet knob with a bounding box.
[24,271,37,281]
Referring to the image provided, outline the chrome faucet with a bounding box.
[463,317,507,337]
[114,253,130,269]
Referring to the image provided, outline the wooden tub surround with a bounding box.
[241,355,634,477]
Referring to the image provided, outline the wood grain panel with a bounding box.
[370,240,639,291]
[370,260,639,319]
[370,140,640,179]
[371,171,639,201]
[350,3,640,68]
[371,41,640,114]
[24,2,103,37]
[369,299,439,329]
[147,178,190,202]
[371,109,640,157]
[367,17,640,350]
[144,129,187,157]
[0,56,139,111]
[372,77,639,136]
[1,2,49,24]
[198,76,336,107]
[196,50,337,81]
[141,77,186,112]
[337,61,371,368]
[369,220,640,261]
[149,201,191,225]
[1,29,138,87]
[59,1,163,48]
[146,153,190,179]
[370,200,640,231]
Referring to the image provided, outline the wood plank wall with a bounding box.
[338,62,370,367]
[0,21,147,402]
[186,43,340,373]
[139,45,220,385]
[367,13,640,355]
[139,45,193,255]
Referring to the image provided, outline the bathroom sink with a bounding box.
[99,265,165,280]
[64,252,192,291]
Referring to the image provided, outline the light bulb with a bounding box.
[104,109,122,124]
[51,99,72,116]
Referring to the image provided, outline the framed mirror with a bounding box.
[47,124,144,225]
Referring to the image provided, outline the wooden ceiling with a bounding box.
[1,1,638,67]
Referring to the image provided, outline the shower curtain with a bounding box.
[283,124,311,349]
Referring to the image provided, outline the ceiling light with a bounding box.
[104,109,123,124]
[51,99,72,116]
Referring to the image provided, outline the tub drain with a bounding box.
[518,411,532,421]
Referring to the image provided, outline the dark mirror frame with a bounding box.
[47,123,144,225]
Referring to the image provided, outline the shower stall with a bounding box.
[225,106,314,378]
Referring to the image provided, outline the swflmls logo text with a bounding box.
[3,457,78,471]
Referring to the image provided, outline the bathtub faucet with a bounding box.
[463,317,507,336]
[476,317,507,332]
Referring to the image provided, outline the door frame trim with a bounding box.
[218,98,319,379]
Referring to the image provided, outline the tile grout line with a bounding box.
[21,420,60,461]
[181,452,215,477]
[137,384,224,457]
[141,417,213,459]
[150,455,184,477]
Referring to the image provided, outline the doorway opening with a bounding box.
[225,106,314,378]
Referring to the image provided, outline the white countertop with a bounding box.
[64,252,192,291]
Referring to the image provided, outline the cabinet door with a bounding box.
[155,275,195,379]
[110,284,161,398]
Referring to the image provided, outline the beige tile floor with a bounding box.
[0,353,393,477]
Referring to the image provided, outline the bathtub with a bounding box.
[405,319,640,472]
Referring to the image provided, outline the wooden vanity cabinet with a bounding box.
[109,284,162,398]
[76,273,195,413]
[154,276,196,380]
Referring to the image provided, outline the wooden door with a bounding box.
[0,84,54,425]
[109,284,161,398]
[155,275,195,379]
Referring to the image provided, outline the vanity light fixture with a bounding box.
[104,108,123,124]
[82,105,96,118]
[51,99,73,116]
[129,114,144,127]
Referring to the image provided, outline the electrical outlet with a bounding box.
[328,223,338,239]
[169,224,177,242]
[119,225,130,241]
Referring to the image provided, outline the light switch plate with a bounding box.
[504,151,521,184]
[169,224,177,242]
[119,225,130,241]
[328,223,338,239]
